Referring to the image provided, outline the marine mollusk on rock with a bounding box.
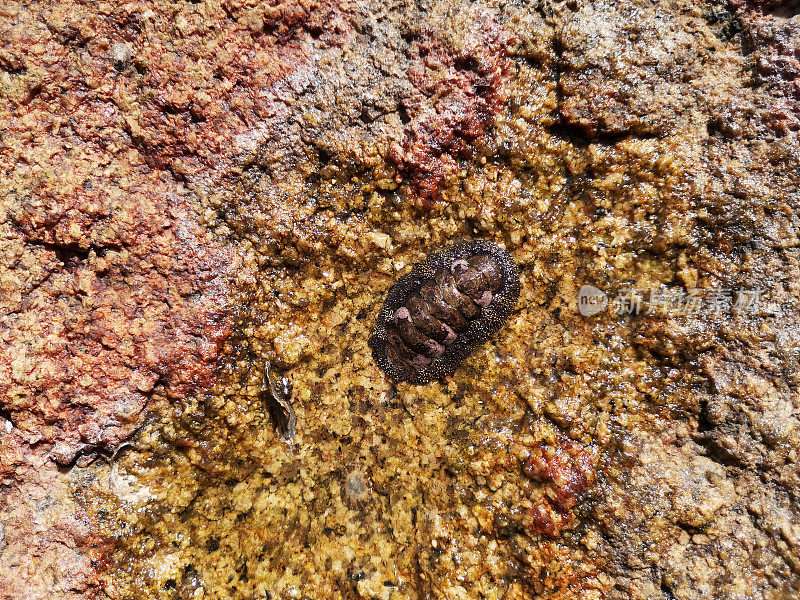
[369,240,520,384]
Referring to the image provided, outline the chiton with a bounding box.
[369,240,520,384]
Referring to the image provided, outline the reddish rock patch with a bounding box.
[0,0,351,470]
[743,16,800,135]
[0,435,114,600]
[120,0,348,180]
[389,11,514,204]
[521,435,597,537]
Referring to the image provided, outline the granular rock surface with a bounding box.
[0,0,798,599]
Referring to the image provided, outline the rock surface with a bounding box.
[1,0,798,599]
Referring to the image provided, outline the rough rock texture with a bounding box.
[743,14,800,134]
[1,0,799,599]
[558,1,711,137]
